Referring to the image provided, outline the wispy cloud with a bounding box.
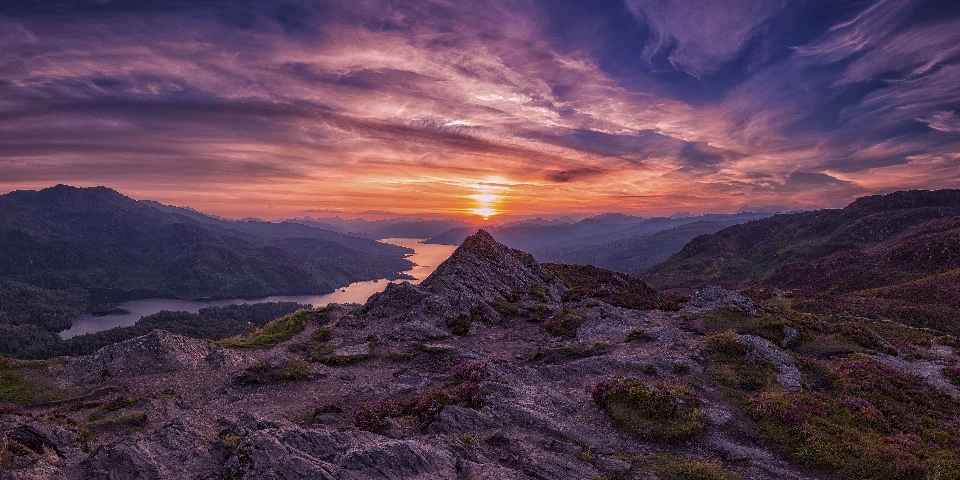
[0,0,958,218]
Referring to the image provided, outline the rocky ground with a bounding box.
[2,231,958,479]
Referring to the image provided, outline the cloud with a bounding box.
[0,0,957,217]
[623,0,780,77]
[918,110,960,133]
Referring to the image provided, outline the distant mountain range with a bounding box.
[646,189,960,334]
[423,212,774,274]
[0,185,414,331]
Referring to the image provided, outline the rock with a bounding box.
[60,330,243,384]
[224,425,457,480]
[740,335,802,391]
[357,230,566,332]
[332,343,371,358]
[782,326,799,347]
[83,417,220,479]
[426,405,495,434]
[680,286,757,315]
[595,456,632,475]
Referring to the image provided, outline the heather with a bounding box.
[744,356,960,479]
[592,376,708,443]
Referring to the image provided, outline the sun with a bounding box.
[464,178,508,219]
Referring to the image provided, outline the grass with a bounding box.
[219,309,312,348]
[235,357,312,384]
[704,332,778,392]
[711,334,960,480]
[592,377,708,443]
[544,308,587,337]
[647,453,745,480]
[0,357,75,405]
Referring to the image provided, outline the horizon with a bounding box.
[2,1,959,219]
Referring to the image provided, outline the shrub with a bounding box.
[353,401,401,431]
[544,309,586,337]
[0,402,28,416]
[445,315,471,336]
[626,328,654,342]
[592,377,707,443]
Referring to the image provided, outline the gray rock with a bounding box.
[83,418,219,479]
[740,335,802,391]
[333,343,372,358]
[426,405,495,434]
[680,286,757,315]
[60,330,243,384]
[356,230,566,332]
[594,456,632,475]
[782,326,799,347]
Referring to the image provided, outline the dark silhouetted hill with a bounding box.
[0,185,413,331]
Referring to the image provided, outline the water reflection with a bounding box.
[60,238,456,339]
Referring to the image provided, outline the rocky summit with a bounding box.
[2,232,960,480]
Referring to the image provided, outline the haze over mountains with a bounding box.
[424,211,775,275]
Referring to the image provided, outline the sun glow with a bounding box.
[464,177,509,219]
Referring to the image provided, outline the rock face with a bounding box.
[57,330,243,383]
[680,286,757,315]
[357,229,566,334]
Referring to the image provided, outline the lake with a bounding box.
[60,238,457,339]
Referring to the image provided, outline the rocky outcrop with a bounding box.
[680,286,757,315]
[56,330,243,384]
[356,230,566,334]
[740,335,802,391]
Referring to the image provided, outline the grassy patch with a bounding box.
[445,315,471,336]
[81,411,149,434]
[592,377,707,443]
[647,453,745,480]
[626,328,654,342]
[219,309,310,348]
[544,308,587,337]
[734,354,960,479]
[236,357,311,384]
[0,357,75,405]
[704,332,778,392]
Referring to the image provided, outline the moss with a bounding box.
[82,411,149,433]
[312,326,332,342]
[704,332,778,392]
[531,284,549,302]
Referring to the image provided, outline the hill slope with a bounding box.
[646,189,960,333]
[0,185,413,331]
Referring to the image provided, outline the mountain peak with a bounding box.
[359,228,566,333]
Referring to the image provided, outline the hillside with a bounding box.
[0,185,413,333]
[645,189,960,334]
[2,230,958,480]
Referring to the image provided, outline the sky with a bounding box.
[1,0,959,219]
